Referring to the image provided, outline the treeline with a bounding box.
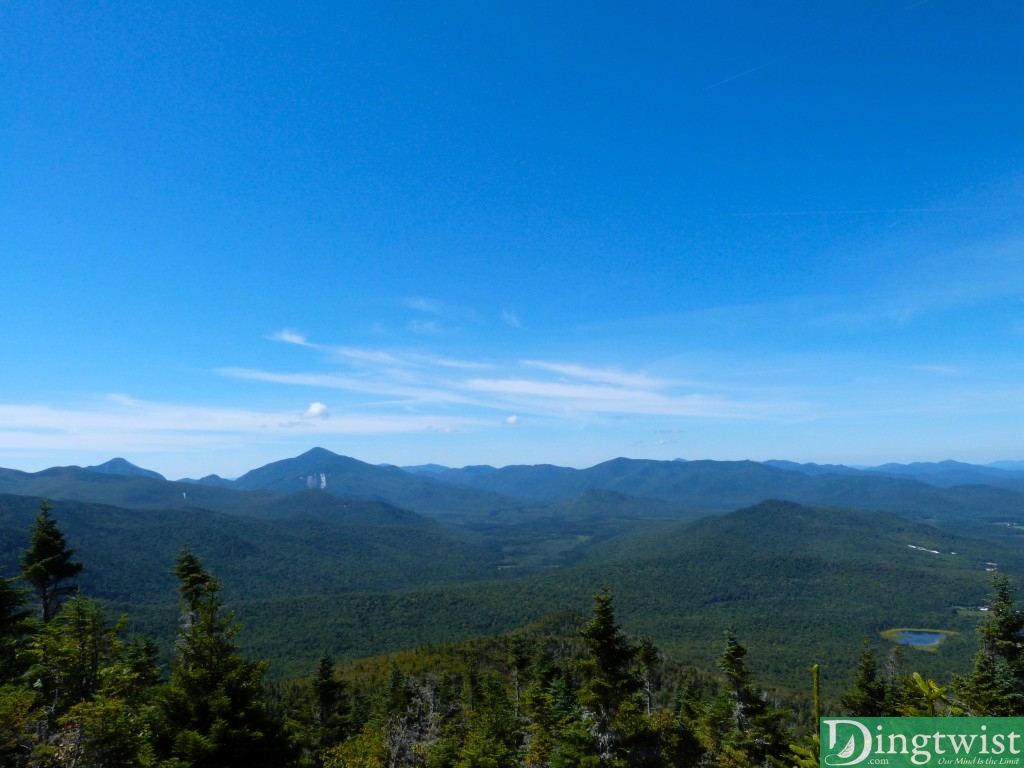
[2,503,1024,768]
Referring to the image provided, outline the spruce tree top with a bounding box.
[20,501,83,622]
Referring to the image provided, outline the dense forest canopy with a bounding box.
[3,501,1024,767]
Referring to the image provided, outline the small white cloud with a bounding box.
[502,310,521,328]
[504,415,520,425]
[303,402,329,420]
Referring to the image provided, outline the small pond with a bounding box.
[892,631,949,647]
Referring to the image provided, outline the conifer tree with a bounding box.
[20,501,83,622]
[454,673,521,768]
[507,633,531,715]
[30,593,112,712]
[0,684,40,768]
[956,648,1022,715]
[579,587,638,714]
[309,650,348,755]
[635,636,660,717]
[0,574,30,683]
[789,664,821,768]
[577,587,640,765]
[956,574,1024,715]
[840,639,888,716]
[29,595,156,767]
[520,644,571,767]
[153,548,297,768]
[979,574,1024,667]
[698,628,791,768]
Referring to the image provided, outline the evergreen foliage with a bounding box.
[577,586,639,746]
[955,574,1024,715]
[293,649,349,762]
[152,547,297,768]
[0,573,29,683]
[839,639,890,716]
[11,505,1024,766]
[20,501,83,622]
[2,493,1017,690]
[697,628,793,768]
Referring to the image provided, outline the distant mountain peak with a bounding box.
[84,457,165,481]
[298,446,342,460]
[400,463,452,476]
[177,474,237,488]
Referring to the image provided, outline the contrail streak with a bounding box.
[704,54,795,90]
[733,207,985,218]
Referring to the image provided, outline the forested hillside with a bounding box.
[0,494,495,606]
[2,492,1017,691]
[5,503,1024,768]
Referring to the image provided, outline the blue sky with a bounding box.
[2,1,1023,479]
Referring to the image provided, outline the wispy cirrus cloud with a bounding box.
[0,334,821,470]
[273,334,482,371]
[406,353,494,371]
[217,366,476,407]
[522,360,670,390]
[226,334,812,422]
[270,331,492,371]
[271,330,405,365]
[402,296,481,320]
[0,395,483,456]
[900,364,965,377]
[462,376,779,419]
[811,233,1024,331]
[268,329,313,346]
[399,296,484,336]
[332,347,407,366]
[409,319,444,335]
[403,297,447,314]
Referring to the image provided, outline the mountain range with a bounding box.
[6,448,1024,538]
[58,449,1024,500]
[2,447,1024,689]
